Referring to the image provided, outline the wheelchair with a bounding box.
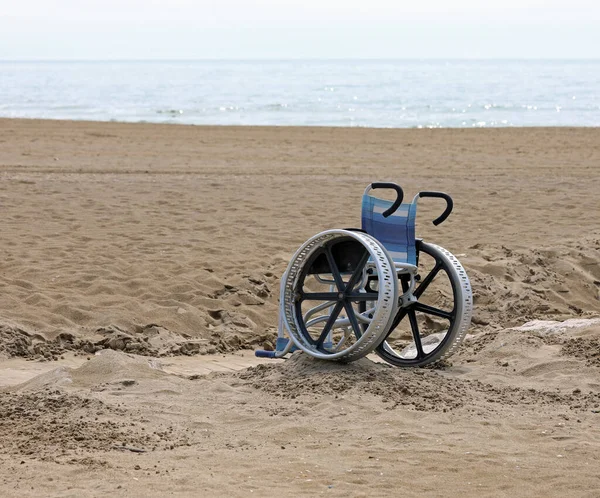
[256,182,473,367]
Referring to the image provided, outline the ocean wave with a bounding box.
[156,109,184,115]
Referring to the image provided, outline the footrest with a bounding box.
[254,337,298,358]
[255,350,278,358]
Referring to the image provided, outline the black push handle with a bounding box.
[418,191,453,226]
[371,182,404,218]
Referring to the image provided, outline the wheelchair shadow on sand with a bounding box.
[257,182,473,367]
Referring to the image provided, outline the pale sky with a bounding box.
[1,0,599,59]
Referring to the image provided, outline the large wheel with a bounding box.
[372,242,472,367]
[282,230,397,362]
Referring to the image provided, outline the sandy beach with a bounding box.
[1,118,599,496]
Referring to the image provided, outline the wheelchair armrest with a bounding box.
[418,191,453,226]
[367,182,404,217]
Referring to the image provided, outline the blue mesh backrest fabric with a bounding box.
[361,194,417,265]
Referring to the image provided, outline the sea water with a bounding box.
[0,59,598,128]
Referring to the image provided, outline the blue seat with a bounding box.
[361,194,417,266]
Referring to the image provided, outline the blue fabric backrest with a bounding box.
[361,194,417,265]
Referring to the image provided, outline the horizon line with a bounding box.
[2,57,600,63]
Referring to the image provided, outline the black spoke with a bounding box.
[391,308,408,332]
[343,301,362,340]
[414,260,442,299]
[381,308,408,340]
[316,301,344,348]
[325,246,345,291]
[347,292,379,301]
[408,309,425,359]
[344,250,370,293]
[413,302,453,320]
[301,292,339,301]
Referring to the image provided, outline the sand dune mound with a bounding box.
[235,354,469,411]
[0,386,193,458]
[448,319,600,402]
[459,318,600,363]
[67,349,168,387]
[10,349,182,394]
[0,389,132,458]
[466,238,600,329]
[233,349,600,413]
[1,351,193,458]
